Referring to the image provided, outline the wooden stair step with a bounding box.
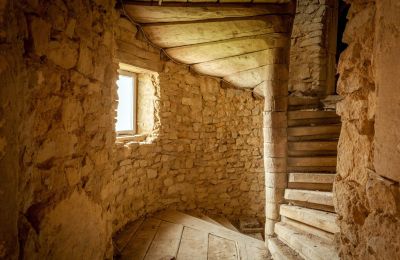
[275,222,339,260]
[288,157,337,167]
[280,205,339,234]
[288,111,339,120]
[288,141,337,151]
[210,215,240,232]
[288,125,341,137]
[268,237,303,260]
[284,189,334,207]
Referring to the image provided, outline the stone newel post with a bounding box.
[262,47,289,240]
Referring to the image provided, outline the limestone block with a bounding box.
[265,202,280,219]
[265,187,285,203]
[47,40,78,69]
[263,112,287,128]
[264,96,288,112]
[265,64,289,81]
[264,141,287,157]
[263,127,287,143]
[264,219,278,237]
[264,157,286,172]
[265,172,287,189]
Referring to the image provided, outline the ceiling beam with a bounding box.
[123,5,292,23]
[165,33,289,64]
[141,15,290,48]
[223,66,267,88]
[192,49,286,77]
[122,1,292,8]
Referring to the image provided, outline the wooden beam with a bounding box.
[192,49,284,77]
[123,0,292,7]
[165,34,288,64]
[223,66,267,88]
[124,5,292,23]
[141,15,290,47]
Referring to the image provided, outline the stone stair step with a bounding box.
[287,166,336,173]
[287,124,341,138]
[288,111,340,127]
[287,172,335,191]
[288,157,337,167]
[288,97,321,110]
[289,173,335,184]
[288,141,337,152]
[288,117,341,127]
[281,216,335,242]
[288,111,339,120]
[246,233,264,241]
[268,237,303,260]
[186,210,224,227]
[280,204,339,234]
[239,217,264,234]
[275,222,339,260]
[284,189,334,207]
[210,215,240,232]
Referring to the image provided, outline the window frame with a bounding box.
[116,70,138,136]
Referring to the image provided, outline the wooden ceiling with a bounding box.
[122,1,294,95]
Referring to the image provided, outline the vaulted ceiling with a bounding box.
[122,0,295,96]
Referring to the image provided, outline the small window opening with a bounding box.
[116,71,137,135]
[115,63,158,142]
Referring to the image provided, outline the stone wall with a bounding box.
[0,3,265,258]
[109,63,265,231]
[289,0,338,96]
[0,0,25,258]
[334,0,400,259]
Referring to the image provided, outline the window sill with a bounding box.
[116,134,148,144]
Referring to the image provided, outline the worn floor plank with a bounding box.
[176,227,208,260]
[121,218,161,260]
[144,221,184,260]
[208,234,239,260]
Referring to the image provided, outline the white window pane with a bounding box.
[116,75,134,132]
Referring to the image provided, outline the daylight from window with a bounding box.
[116,74,135,133]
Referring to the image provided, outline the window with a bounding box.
[116,71,137,135]
[115,63,157,142]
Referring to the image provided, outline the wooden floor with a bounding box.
[115,210,269,260]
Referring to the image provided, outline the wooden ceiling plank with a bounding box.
[124,5,291,23]
[165,33,289,64]
[192,49,284,77]
[123,0,290,6]
[223,66,267,88]
[141,15,290,47]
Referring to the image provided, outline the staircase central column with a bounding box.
[262,48,289,240]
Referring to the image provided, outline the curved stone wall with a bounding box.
[0,2,266,258]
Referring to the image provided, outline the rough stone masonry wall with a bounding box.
[289,0,337,96]
[334,0,400,259]
[4,0,118,259]
[0,2,265,258]
[108,17,265,231]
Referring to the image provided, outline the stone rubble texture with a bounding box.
[0,0,399,259]
[334,0,400,259]
[0,2,265,258]
[289,0,337,96]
